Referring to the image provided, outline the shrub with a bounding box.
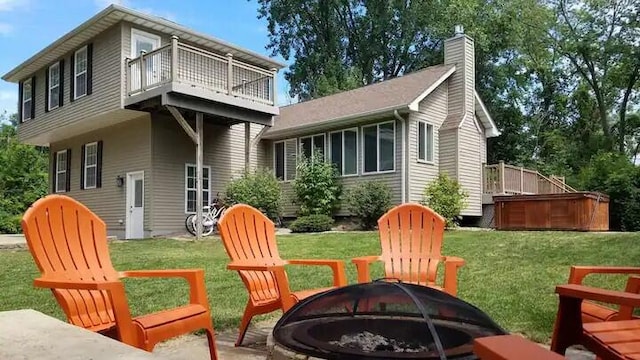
[422,173,469,228]
[577,152,640,231]
[223,168,282,221]
[293,149,342,216]
[288,214,334,233]
[346,181,392,230]
[0,212,21,234]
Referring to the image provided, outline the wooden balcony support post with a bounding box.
[499,160,505,194]
[140,50,147,91]
[195,112,204,241]
[226,53,233,95]
[244,123,251,171]
[171,35,179,82]
[271,68,278,106]
[520,166,524,194]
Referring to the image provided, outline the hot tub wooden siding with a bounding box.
[493,192,609,231]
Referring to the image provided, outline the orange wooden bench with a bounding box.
[474,335,565,360]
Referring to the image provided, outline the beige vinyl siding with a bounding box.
[443,38,465,115]
[150,114,261,235]
[18,24,123,142]
[49,117,152,238]
[439,128,457,180]
[478,116,487,164]
[408,84,448,203]
[271,118,403,217]
[457,116,483,216]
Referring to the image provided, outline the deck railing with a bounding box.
[126,36,276,106]
[483,161,576,195]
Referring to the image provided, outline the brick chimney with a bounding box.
[444,25,475,116]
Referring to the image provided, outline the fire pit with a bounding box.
[268,279,507,359]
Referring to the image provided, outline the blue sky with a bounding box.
[0,0,294,117]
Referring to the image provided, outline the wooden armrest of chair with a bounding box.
[352,256,382,283]
[226,261,286,272]
[120,269,209,306]
[556,284,640,308]
[287,259,347,287]
[474,335,565,360]
[443,256,465,296]
[34,277,122,291]
[569,266,640,284]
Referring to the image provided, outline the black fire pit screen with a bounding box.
[272,279,507,360]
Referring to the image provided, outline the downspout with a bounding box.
[394,110,407,203]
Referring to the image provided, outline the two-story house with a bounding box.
[4,5,502,239]
[3,5,284,239]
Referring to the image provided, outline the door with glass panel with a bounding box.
[130,29,162,91]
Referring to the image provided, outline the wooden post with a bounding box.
[520,166,524,194]
[244,123,251,171]
[171,35,179,82]
[195,112,204,241]
[271,68,278,105]
[140,50,147,91]
[226,53,233,95]
[499,160,505,194]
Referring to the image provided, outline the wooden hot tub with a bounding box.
[493,192,609,231]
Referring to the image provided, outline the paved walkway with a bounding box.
[0,234,26,249]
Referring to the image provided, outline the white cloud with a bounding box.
[0,0,28,12]
[0,89,18,118]
[0,22,12,35]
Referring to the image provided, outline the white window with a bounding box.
[299,134,325,161]
[48,62,60,111]
[362,121,395,174]
[274,139,297,181]
[55,150,67,193]
[330,129,358,176]
[83,142,98,189]
[418,121,434,163]
[74,46,88,99]
[22,79,32,121]
[185,164,211,213]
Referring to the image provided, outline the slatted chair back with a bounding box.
[377,203,446,286]
[21,195,119,332]
[217,204,283,303]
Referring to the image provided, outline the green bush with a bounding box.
[293,149,342,216]
[346,181,392,230]
[288,214,334,233]
[0,212,22,234]
[223,168,283,221]
[422,173,469,228]
[578,152,640,231]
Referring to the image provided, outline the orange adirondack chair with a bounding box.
[567,265,640,323]
[217,204,347,347]
[352,203,465,296]
[21,195,218,359]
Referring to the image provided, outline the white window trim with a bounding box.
[131,28,162,58]
[55,150,67,193]
[22,78,32,121]
[184,163,212,214]
[48,62,60,111]
[299,133,326,161]
[83,142,98,189]
[417,121,435,165]
[273,139,297,182]
[74,46,88,100]
[361,120,396,175]
[329,128,359,177]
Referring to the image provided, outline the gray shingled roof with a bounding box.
[265,64,456,137]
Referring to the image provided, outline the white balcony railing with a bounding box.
[126,36,276,106]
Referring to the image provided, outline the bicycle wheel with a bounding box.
[185,214,196,236]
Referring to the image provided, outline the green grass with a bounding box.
[1,231,639,342]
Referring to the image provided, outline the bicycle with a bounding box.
[185,193,226,236]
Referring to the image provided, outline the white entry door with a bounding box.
[126,171,144,239]
[131,29,161,90]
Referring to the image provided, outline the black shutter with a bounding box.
[96,140,103,188]
[44,67,49,113]
[86,44,93,95]
[17,81,23,123]
[51,151,57,193]
[59,59,64,107]
[30,77,36,119]
[69,53,75,102]
[65,149,71,192]
[80,144,85,190]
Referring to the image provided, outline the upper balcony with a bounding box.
[124,36,278,118]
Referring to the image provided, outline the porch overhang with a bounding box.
[18,109,148,146]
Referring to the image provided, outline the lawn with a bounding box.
[1,230,639,342]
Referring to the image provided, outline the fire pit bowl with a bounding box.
[270,279,507,360]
